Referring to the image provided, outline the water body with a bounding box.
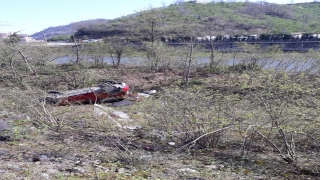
[52,56,319,73]
[53,56,147,66]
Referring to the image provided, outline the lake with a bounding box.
[52,56,319,73]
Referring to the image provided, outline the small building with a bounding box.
[203,36,216,41]
[19,34,36,43]
[187,0,208,4]
[311,33,320,39]
[0,32,11,38]
[248,35,259,40]
[291,33,302,39]
[193,0,208,4]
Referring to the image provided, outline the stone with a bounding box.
[41,173,50,180]
[124,126,142,130]
[117,168,125,174]
[0,149,9,156]
[177,168,199,174]
[0,119,10,131]
[111,99,133,107]
[137,93,150,98]
[32,154,50,162]
[39,155,50,162]
[64,155,78,161]
[144,90,156,94]
[73,167,85,174]
[206,165,218,170]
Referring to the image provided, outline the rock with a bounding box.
[124,126,142,130]
[0,111,9,118]
[33,154,50,162]
[137,93,150,98]
[80,160,89,166]
[168,142,175,146]
[0,169,6,173]
[8,165,21,171]
[206,165,218,170]
[93,159,101,166]
[111,99,133,107]
[39,155,50,162]
[64,155,78,161]
[178,168,199,174]
[187,178,205,180]
[144,90,157,94]
[217,165,225,170]
[0,119,10,131]
[39,141,46,146]
[140,155,152,159]
[104,168,110,172]
[58,162,74,172]
[117,168,125,174]
[73,167,85,174]
[41,173,50,180]
[0,149,10,156]
[111,110,130,120]
[47,169,60,174]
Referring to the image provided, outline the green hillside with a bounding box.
[74,1,320,40]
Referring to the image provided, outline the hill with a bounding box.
[30,19,109,40]
[31,1,320,41]
[73,1,320,40]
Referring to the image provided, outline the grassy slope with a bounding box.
[75,1,320,39]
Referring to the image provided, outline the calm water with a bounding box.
[53,56,146,66]
[52,56,319,73]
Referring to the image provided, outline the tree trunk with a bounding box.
[16,47,37,76]
[184,45,193,84]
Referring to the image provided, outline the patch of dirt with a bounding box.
[121,72,182,92]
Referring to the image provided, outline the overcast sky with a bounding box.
[0,0,314,35]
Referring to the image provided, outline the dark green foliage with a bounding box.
[47,35,71,42]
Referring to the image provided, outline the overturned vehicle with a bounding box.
[45,81,129,106]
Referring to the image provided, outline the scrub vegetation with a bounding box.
[1,2,320,179]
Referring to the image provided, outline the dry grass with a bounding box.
[0,66,319,180]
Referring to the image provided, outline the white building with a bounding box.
[0,32,37,43]
[0,32,12,38]
[193,0,208,4]
[19,34,36,43]
[291,33,302,39]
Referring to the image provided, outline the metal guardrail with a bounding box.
[166,40,320,52]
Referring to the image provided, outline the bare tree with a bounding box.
[0,39,24,81]
[82,42,109,67]
[71,33,83,64]
[134,6,173,70]
[104,37,129,67]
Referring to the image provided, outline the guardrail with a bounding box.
[166,40,320,52]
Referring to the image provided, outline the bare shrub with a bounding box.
[141,85,242,149]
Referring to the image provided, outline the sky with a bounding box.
[0,0,315,35]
